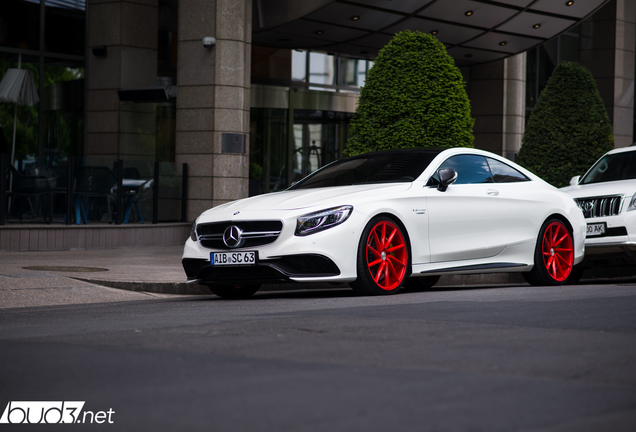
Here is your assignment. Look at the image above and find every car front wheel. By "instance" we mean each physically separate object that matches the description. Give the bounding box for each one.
[351,217,409,296]
[523,218,575,286]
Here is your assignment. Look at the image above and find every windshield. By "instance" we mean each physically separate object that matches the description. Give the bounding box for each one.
[580,151,636,184]
[288,149,442,190]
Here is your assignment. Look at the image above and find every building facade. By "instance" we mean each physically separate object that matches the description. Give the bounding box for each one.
[1,0,633,222]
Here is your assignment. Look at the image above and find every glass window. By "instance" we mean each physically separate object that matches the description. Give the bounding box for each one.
[559,25,580,63]
[580,151,636,184]
[158,0,178,84]
[431,155,493,185]
[249,107,289,194]
[290,150,441,190]
[309,52,335,85]
[0,55,40,158]
[45,0,86,56]
[292,50,307,82]
[42,61,85,161]
[339,58,367,88]
[487,158,530,183]
[0,0,41,51]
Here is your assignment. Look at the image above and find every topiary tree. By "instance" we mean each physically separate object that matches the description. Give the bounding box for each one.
[345,30,474,156]
[516,61,614,188]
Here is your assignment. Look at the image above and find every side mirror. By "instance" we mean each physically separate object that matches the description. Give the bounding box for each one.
[569,175,580,186]
[437,168,458,192]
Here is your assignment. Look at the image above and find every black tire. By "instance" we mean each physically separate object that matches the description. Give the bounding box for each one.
[208,284,261,299]
[402,275,441,292]
[350,216,409,296]
[567,263,585,285]
[523,218,575,286]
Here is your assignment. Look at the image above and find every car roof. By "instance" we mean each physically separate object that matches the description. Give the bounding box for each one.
[345,148,446,159]
[606,146,636,155]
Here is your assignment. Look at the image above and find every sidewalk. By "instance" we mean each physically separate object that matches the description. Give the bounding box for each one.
[0,245,534,309]
[0,246,195,309]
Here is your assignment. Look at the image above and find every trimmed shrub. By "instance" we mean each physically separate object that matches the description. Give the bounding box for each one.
[516,61,614,187]
[345,30,474,156]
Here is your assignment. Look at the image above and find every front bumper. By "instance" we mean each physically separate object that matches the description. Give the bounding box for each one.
[182,210,364,285]
[183,254,341,285]
[579,211,636,274]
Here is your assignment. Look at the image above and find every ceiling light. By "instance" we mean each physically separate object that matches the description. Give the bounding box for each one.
[465,10,473,16]
[533,23,541,29]
[431,30,439,35]
[499,41,507,46]
[316,30,324,35]
[566,1,574,5]
[351,16,360,21]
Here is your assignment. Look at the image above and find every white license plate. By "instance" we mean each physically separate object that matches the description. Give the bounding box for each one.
[211,251,257,266]
[586,223,606,237]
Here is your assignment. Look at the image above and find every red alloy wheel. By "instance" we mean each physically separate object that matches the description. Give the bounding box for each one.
[365,220,408,290]
[541,221,574,282]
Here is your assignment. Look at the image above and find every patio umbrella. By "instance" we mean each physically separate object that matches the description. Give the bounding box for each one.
[0,61,40,165]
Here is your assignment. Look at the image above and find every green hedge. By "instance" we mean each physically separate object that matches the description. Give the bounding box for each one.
[516,61,614,187]
[345,30,474,156]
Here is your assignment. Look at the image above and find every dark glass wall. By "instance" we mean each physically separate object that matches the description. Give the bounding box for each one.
[249,107,352,195]
[526,25,580,121]
[0,0,86,160]
[0,0,41,51]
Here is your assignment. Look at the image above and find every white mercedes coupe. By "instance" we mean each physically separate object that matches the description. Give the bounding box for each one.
[183,147,586,298]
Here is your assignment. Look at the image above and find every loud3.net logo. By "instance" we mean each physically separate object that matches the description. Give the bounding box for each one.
[0,401,115,424]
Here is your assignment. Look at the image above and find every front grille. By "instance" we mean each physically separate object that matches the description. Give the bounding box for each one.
[198,265,285,282]
[575,195,623,219]
[196,220,283,250]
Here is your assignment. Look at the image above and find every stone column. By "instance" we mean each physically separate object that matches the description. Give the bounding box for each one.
[85,0,158,159]
[501,53,526,160]
[176,0,252,221]
[470,53,526,159]
[580,0,635,148]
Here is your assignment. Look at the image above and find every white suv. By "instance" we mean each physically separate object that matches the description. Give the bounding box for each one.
[561,146,636,276]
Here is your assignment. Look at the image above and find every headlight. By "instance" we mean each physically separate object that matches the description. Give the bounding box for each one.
[190,220,198,241]
[628,193,636,212]
[295,206,353,236]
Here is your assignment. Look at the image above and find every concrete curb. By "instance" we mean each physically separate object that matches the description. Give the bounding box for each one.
[75,272,528,295]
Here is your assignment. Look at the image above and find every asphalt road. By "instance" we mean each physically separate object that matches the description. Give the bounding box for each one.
[1,283,635,431]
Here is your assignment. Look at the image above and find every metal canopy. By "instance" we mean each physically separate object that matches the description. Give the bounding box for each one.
[253,0,609,65]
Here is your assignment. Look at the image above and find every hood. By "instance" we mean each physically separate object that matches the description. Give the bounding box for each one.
[561,179,636,198]
[200,183,413,217]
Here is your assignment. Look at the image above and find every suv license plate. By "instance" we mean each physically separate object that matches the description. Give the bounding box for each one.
[211,251,257,266]
[586,223,606,237]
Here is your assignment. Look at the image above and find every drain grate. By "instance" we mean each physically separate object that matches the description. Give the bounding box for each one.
[22,266,109,273]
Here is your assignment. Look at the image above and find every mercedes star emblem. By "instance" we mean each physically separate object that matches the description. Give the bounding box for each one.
[223,225,244,248]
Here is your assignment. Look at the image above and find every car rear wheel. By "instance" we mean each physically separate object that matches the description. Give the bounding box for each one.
[208,284,261,299]
[351,217,409,296]
[523,218,574,286]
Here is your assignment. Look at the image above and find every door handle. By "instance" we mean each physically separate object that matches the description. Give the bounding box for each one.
[487,189,499,196]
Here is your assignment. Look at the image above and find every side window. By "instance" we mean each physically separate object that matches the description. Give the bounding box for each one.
[487,158,530,183]
[429,155,493,185]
